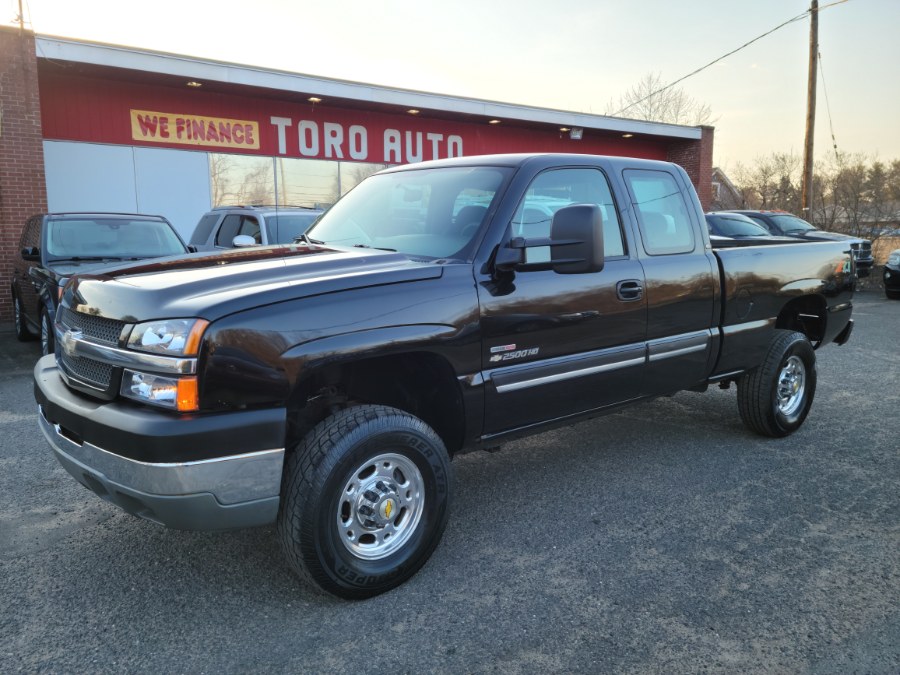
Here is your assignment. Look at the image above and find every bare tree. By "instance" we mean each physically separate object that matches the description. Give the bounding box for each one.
[731,153,801,212]
[605,72,715,126]
[733,152,900,246]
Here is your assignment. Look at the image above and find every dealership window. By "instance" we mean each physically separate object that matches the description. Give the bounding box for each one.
[275,158,339,206]
[209,154,275,206]
[210,154,392,209]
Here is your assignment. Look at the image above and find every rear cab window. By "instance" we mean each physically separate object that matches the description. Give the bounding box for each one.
[624,169,695,255]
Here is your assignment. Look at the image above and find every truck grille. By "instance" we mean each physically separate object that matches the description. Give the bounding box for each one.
[63,354,115,388]
[59,307,125,345]
[57,307,127,397]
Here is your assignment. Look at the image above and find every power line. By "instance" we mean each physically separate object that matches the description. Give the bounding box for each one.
[818,50,840,163]
[614,0,851,117]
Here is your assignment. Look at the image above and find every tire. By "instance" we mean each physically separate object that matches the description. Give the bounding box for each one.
[886,289,900,300]
[277,404,452,599]
[737,330,817,438]
[13,292,35,342]
[40,305,55,356]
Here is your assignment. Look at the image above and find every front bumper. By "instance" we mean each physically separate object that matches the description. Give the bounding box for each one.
[34,355,285,530]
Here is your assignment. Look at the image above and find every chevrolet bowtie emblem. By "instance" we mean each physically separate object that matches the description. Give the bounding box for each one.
[61,329,83,359]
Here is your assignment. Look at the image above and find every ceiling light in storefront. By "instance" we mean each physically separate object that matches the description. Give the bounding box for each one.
[308,96,322,103]
[622,133,634,138]
[488,119,501,125]
[186,81,202,88]
[407,109,420,115]
[559,127,570,132]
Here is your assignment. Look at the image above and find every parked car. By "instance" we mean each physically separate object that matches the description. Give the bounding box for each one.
[884,249,900,299]
[705,212,781,238]
[715,210,874,277]
[190,205,324,251]
[11,213,190,355]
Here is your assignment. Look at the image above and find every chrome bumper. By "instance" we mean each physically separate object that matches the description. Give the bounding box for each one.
[38,405,283,530]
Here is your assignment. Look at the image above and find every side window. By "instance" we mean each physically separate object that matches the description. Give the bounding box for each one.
[215,215,242,247]
[238,216,261,244]
[624,169,695,255]
[21,217,41,250]
[747,216,774,233]
[510,168,625,262]
[191,214,221,245]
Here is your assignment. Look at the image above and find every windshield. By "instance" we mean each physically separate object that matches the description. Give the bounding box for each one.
[770,214,817,233]
[46,217,186,260]
[706,214,770,237]
[306,166,511,259]
[268,213,322,244]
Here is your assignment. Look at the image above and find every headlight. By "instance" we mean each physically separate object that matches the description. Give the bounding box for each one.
[121,370,199,411]
[127,319,208,356]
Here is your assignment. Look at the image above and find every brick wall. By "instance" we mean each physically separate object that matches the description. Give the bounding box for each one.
[0,27,47,322]
[667,125,714,211]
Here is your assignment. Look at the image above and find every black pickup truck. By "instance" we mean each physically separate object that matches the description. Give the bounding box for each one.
[34,154,855,598]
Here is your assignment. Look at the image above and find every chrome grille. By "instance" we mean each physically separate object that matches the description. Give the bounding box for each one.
[60,307,125,345]
[62,354,114,388]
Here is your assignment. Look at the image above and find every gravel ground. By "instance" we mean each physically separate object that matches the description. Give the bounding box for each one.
[0,291,898,673]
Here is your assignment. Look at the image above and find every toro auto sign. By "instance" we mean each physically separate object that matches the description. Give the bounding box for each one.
[130,108,463,163]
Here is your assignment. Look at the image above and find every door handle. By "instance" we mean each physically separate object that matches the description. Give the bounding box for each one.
[616,279,643,302]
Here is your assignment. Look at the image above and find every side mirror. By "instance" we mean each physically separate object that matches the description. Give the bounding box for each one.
[21,246,41,261]
[550,204,604,274]
[495,204,604,275]
[232,235,257,248]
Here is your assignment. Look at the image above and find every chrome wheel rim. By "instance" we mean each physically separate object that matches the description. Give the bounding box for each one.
[41,313,50,355]
[776,355,806,416]
[14,296,22,334]
[337,452,424,561]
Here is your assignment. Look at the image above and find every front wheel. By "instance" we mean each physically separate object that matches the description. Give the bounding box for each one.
[277,405,452,599]
[737,330,817,437]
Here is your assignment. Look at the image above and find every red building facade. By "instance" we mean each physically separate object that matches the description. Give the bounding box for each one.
[0,28,713,321]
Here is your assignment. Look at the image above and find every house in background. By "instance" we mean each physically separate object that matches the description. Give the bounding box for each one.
[710,167,744,211]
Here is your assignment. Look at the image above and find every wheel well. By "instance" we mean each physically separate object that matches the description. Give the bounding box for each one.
[776,295,827,345]
[286,352,466,455]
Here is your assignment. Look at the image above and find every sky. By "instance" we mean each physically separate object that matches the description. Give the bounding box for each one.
[8,0,900,171]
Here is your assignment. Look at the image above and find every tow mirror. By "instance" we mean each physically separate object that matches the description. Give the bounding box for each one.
[495,204,604,274]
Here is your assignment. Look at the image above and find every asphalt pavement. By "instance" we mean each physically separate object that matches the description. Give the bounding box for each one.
[1,291,898,673]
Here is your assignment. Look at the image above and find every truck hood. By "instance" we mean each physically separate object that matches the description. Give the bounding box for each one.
[791,230,866,244]
[66,244,443,322]
[47,258,145,282]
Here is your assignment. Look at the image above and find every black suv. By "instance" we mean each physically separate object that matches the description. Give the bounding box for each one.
[11,213,189,355]
[716,210,874,277]
[189,205,324,251]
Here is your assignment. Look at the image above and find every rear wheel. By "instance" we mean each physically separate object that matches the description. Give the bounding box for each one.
[737,330,817,437]
[277,404,452,599]
[13,293,34,342]
[40,306,55,356]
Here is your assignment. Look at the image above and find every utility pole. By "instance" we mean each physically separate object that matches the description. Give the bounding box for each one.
[801,0,818,217]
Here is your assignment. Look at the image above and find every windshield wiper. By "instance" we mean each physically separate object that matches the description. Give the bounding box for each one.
[353,244,397,252]
[294,233,325,245]
[57,256,123,262]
